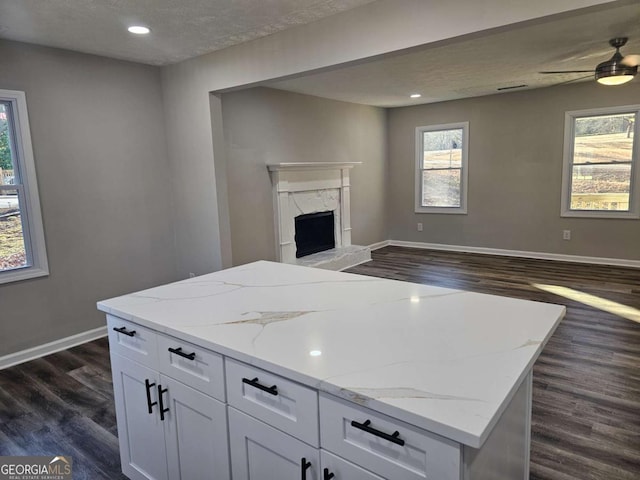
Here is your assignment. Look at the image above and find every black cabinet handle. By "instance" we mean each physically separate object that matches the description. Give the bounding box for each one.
[168,347,196,361]
[158,385,169,421]
[300,458,311,480]
[323,468,335,480]
[113,326,136,337]
[350,419,405,446]
[242,377,278,396]
[144,379,157,414]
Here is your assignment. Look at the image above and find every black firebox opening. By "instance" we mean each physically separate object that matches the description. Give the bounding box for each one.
[294,211,335,258]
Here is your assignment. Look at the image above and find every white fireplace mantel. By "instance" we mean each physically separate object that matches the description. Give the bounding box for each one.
[267,162,362,172]
[267,162,363,266]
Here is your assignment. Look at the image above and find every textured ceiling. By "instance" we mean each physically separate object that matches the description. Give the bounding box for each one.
[1,0,638,106]
[267,2,640,107]
[0,0,376,65]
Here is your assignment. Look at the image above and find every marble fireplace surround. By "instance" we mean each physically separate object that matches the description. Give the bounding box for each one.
[267,162,370,270]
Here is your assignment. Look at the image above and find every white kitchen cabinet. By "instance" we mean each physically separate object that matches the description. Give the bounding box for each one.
[161,375,230,480]
[110,353,168,480]
[228,407,320,480]
[320,393,460,480]
[109,317,230,480]
[320,450,385,480]
[225,357,319,446]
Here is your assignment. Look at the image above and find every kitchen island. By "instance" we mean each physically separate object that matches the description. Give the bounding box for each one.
[98,260,564,480]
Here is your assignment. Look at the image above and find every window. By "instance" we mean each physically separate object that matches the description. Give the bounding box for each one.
[0,89,48,284]
[561,105,640,218]
[415,122,468,214]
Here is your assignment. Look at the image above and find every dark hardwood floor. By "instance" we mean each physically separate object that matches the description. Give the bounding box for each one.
[0,338,127,479]
[0,246,638,479]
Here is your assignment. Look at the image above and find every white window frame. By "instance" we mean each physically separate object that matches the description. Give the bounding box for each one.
[0,89,48,284]
[415,122,469,214]
[561,105,640,219]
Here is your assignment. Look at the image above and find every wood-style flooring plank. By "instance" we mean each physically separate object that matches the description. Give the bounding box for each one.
[0,337,126,479]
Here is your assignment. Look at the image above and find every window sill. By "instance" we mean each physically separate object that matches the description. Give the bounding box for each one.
[415,207,467,215]
[561,210,639,219]
[0,266,49,285]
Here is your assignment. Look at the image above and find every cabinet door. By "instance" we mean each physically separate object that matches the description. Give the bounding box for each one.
[110,354,168,480]
[229,407,320,480]
[160,375,230,480]
[321,450,385,480]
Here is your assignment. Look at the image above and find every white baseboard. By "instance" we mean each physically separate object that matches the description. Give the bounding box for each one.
[368,240,390,251]
[387,240,640,269]
[0,326,108,370]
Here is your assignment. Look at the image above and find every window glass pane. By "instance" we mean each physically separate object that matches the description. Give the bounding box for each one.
[570,164,631,211]
[0,102,17,181]
[422,170,461,207]
[573,113,634,165]
[423,129,463,169]
[0,188,28,271]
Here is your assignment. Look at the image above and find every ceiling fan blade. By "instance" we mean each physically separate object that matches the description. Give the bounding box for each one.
[549,74,594,87]
[539,70,594,74]
[621,54,640,67]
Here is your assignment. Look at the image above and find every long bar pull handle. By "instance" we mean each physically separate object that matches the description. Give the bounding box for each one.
[158,385,169,421]
[350,419,405,446]
[301,458,311,480]
[242,377,278,396]
[168,347,196,361]
[144,379,157,414]
[323,468,335,480]
[113,326,136,337]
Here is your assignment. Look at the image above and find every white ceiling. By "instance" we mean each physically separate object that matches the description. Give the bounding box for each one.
[0,1,638,107]
[0,0,376,65]
[267,2,640,107]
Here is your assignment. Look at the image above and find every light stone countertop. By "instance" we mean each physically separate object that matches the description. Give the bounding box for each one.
[97,260,565,448]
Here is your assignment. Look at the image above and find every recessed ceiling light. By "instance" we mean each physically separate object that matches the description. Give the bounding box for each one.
[309,350,322,357]
[128,26,150,35]
[410,93,422,98]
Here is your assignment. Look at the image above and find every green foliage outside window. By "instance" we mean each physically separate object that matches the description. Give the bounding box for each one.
[0,103,13,170]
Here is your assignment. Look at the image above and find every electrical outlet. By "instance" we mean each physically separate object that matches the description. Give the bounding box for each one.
[562,230,571,241]
[189,272,196,278]
[417,222,423,232]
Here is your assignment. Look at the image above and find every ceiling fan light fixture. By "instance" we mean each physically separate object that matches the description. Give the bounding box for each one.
[596,74,635,86]
[595,40,638,85]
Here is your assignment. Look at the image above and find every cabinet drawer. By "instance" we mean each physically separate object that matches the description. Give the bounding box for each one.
[226,358,319,447]
[157,333,225,401]
[320,393,461,480]
[107,315,158,367]
[321,450,384,480]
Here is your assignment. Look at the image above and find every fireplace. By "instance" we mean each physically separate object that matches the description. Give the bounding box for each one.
[267,162,371,270]
[295,211,335,258]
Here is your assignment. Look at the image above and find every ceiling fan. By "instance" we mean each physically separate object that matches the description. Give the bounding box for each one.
[540,37,639,86]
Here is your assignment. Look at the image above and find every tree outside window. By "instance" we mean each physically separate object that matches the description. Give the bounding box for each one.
[0,90,48,283]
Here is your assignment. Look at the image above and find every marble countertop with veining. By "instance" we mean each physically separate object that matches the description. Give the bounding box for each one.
[97,260,564,448]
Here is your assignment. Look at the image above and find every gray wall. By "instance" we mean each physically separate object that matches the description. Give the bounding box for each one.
[387,80,640,260]
[221,87,387,265]
[0,40,178,357]
[160,0,610,271]
[160,64,224,278]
